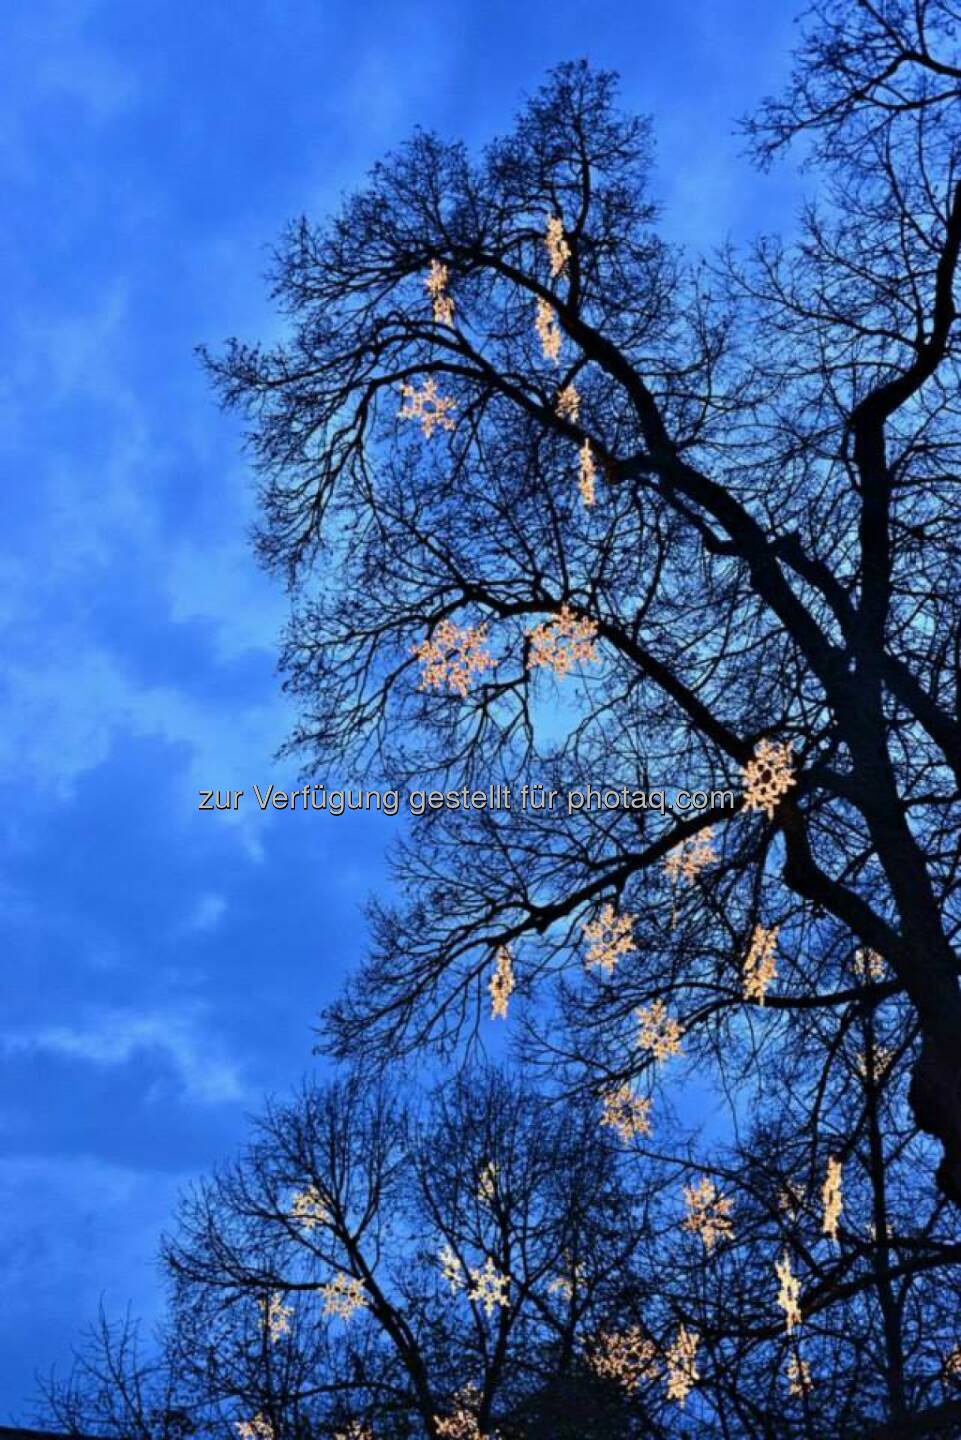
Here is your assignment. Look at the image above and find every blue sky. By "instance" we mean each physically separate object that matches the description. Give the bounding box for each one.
[0,0,804,1417]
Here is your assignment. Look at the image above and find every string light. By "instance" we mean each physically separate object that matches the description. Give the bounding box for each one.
[488,946,514,1019]
[743,924,779,1005]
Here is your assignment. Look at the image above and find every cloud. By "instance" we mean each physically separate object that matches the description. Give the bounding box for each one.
[0,1005,248,1105]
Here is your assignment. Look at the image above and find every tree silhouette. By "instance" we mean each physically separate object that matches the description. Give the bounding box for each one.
[206,4,961,1219]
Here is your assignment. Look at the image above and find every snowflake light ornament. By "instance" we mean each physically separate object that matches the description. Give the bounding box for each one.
[398,377,456,438]
[439,1242,464,1295]
[335,1426,374,1440]
[787,1354,813,1398]
[547,1257,585,1300]
[682,1176,734,1252]
[741,739,796,819]
[535,298,562,363]
[425,259,455,326]
[555,382,580,423]
[526,604,599,678]
[776,1252,802,1332]
[477,1160,498,1205]
[582,903,636,975]
[635,1000,684,1064]
[488,946,514,1019]
[319,1274,367,1321]
[856,1045,895,1080]
[259,1292,293,1344]
[743,924,779,1005]
[588,1326,658,1391]
[467,1257,510,1317]
[944,1347,961,1385]
[434,1385,494,1440]
[235,1416,273,1440]
[412,619,494,698]
[853,947,886,982]
[578,439,597,507]
[545,215,571,277]
[821,1156,843,1241]
[290,1184,329,1231]
[665,1326,700,1406]
[600,1086,652,1142]
[664,827,717,886]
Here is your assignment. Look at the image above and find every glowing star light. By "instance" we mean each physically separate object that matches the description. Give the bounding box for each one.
[578,439,597,507]
[665,1326,699,1406]
[787,1354,813,1398]
[545,215,571,278]
[588,1327,658,1391]
[439,1242,464,1295]
[412,619,494,698]
[319,1274,367,1322]
[741,739,796,819]
[235,1417,273,1440]
[398,377,456,438]
[853,946,886,981]
[682,1176,734,1252]
[477,1160,498,1204]
[488,946,514,1019]
[527,605,599,678]
[290,1184,329,1231]
[535,298,562,363]
[664,828,717,886]
[434,1386,490,1440]
[259,1292,293,1344]
[743,924,779,1005]
[467,1257,510,1317]
[426,259,455,326]
[582,903,636,975]
[821,1156,843,1241]
[635,999,684,1064]
[555,383,580,423]
[601,1086,652,1142]
[776,1252,802,1332]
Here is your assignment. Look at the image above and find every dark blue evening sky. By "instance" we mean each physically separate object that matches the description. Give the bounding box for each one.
[1,0,804,1416]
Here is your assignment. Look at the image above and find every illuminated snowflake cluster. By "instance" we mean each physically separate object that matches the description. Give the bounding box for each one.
[856,1045,896,1080]
[412,619,494,698]
[467,1257,510,1317]
[582,903,636,975]
[259,1292,293,1344]
[434,1385,495,1440]
[535,298,562,362]
[787,1354,813,1397]
[545,215,571,277]
[743,924,779,1005]
[438,1242,464,1295]
[398,377,456,438]
[235,1415,273,1440]
[547,1258,585,1300]
[588,1326,658,1391]
[776,1252,802,1333]
[526,604,599,678]
[664,827,717,886]
[741,739,796,819]
[488,946,514,1019]
[821,1156,843,1241]
[853,946,886,981]
[635,999,684,1063]
[665,1325,700,1406]
[425,258,455,326]
[944,1346,961,1385]
[477,1160,498,1205]
[555,382,580,422]
[577,438,597,507]
[290,1184,329,1231]
[600,1085,652,1142]
[335,1426,374,1440]
[319,1274,367,1322]
[682,1176,734,1252]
